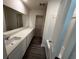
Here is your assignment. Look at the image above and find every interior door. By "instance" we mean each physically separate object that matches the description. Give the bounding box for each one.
[35,15,45,37]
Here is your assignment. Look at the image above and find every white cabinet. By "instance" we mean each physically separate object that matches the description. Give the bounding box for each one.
[26,36,30,48]
[26,30,34,48]
[8,30,34,59]
[8,38,27,59]
[21,38,27,56]
[8,41,23,59]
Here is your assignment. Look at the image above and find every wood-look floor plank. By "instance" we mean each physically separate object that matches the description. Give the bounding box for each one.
[22,37,46,59]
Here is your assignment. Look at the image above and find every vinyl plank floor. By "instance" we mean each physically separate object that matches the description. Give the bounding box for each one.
[22,36,46,59]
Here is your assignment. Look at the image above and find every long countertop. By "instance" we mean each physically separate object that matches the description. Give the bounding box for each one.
[5,28,34,56]
[3,27,24,36]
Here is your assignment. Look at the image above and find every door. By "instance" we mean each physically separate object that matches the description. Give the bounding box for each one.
[35,15,45,37]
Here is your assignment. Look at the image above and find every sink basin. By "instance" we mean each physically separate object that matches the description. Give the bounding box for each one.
[5,39,15,46]
[9,41,16,46]
[11,37,21,40]
[5,37,21,46]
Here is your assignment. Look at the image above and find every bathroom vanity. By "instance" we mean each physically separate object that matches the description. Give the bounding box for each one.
[4,28,34,59]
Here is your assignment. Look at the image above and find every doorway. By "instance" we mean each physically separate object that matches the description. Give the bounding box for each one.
[35,15,45,37]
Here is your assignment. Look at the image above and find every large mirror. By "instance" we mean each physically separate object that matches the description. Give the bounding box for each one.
[3,5,23,31]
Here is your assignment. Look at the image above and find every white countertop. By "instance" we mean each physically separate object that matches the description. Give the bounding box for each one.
[5,28,34,56]
[3,27,24,36]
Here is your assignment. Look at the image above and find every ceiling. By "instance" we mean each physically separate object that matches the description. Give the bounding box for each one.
[22,0,48,10]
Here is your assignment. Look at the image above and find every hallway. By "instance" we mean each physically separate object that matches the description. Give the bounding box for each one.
[23,37,46,59]
[3,0,76,59]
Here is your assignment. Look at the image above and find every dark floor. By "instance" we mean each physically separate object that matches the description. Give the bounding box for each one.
[22,36,46,59]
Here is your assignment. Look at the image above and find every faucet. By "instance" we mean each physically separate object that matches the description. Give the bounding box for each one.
[3,35,10,40]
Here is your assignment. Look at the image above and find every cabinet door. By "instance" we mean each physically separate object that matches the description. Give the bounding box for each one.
[21,38,27,56]
[8,43,23,59]
[26,36,30,48]
[26,31,34,48]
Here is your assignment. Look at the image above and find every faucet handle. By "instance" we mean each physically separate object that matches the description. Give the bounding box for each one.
[3,35,10,40]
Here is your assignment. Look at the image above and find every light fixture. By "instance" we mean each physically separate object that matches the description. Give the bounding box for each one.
[22,0,28,3]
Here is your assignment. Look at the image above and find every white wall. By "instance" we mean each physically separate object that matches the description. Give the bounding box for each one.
[62,21,76,59]
[29,10,46,28]
[3,11,6,32]
[22,14,29,27]
[69,45,76,59]
[59,9,76,59]
[3,0,29,14]
[52,0,76,58]
[73,9,76,17]
[42,0,61,46]
[42,0,75,59]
